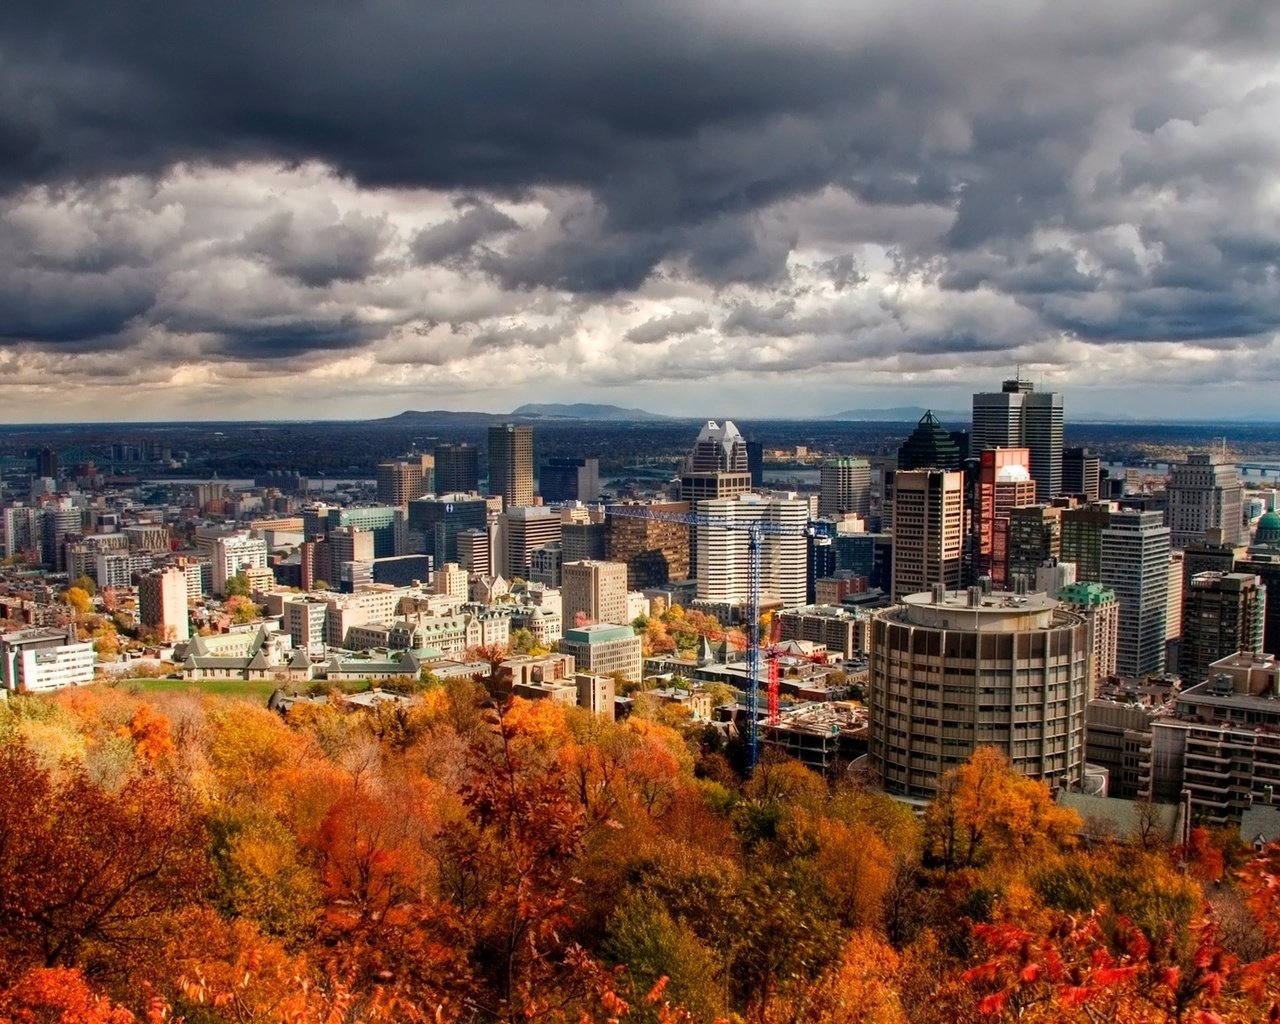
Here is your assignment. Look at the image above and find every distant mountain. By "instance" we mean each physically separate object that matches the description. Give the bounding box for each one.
[510,403,670,421]
[376,409,501,426]
[826,406,969,423]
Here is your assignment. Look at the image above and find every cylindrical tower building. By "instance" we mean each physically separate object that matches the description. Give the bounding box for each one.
[869,587,1089,800]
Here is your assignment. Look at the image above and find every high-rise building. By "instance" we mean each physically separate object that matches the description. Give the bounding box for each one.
[819,458,871,519]
[1006,505,1063,587]
[1166,453,1244,548]
[433,562,470,601]
[678,421,752,502]
[972,378,1064,500]
[1056,582,1119,692]
[1100,510,1171,678]
[868,588,1089,799]
[455,528,491,577]
[890,470,964,599]
[1180,571,1266,685]
[488,424,535,508]
[1060,501,1116,583]
[434,443,481,494]
[974,448,1036,586]
[1063,448,1101,501]
[562,560,630,626]
[695,494,809,609]
[138,566,191,643]
[501,505,562,580]
[41,501,83,571]
[1183,527,1247,582]
[745,440,764,489]
[605,501,692,589]
[896,412,961,471]
[1235,549,1280,656]
[407,494,488,567]
[539,457,601,503]
[376,455,433,506]
[1,505,39,560]
[562,521,607,563]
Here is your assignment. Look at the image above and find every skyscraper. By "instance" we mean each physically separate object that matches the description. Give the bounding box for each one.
[1166,452,1244,548]
[488,424,534,508]
[1100,510,1171,678]
[896,412,961,471]
[972,378,1064,500]
[819,457,871,519]
[1180,571,1266,685]
[891,469,965,598]
[1062,448,1101,501]
[562,560,630,626]
[695,494,808,609]
[678,421,752,501]
[539,457,601,503]
[376,455,433,506]
[973,448,1036,586]
[434,443,481,494]
[605,501,692,589]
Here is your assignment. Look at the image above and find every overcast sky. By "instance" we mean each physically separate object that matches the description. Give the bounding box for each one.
[3,1,1280,422]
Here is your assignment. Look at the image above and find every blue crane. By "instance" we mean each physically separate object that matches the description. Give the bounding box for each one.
[602,503,829,768]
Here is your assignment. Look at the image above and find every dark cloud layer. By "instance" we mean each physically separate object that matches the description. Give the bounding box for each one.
[2,1,1280,417]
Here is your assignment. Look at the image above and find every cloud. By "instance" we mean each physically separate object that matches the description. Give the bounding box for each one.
[1,2,1280,419]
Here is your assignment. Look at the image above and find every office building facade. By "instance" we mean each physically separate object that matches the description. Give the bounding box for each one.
[1100,510,1171,678]
[488,424,535,508]
[972,378,1064,500]
[434,443,481,494]
[562,559,630,626]
[1166,453,1244,548]
[819,458,871,519]
[890,470,964,599]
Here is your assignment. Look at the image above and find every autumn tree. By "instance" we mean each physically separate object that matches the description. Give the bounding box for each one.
[0,742,209,977]
[63,586,93,615]
[925,748,1080,870]
[0,966,137,1024]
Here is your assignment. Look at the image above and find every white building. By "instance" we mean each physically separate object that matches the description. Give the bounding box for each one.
[1,628,96,693]
[1100,510,1171,678]
[695,493,809,608]
[1166,452,1244,548]
[211,532,270,596]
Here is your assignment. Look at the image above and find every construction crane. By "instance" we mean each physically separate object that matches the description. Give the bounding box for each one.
[602,503,829,768]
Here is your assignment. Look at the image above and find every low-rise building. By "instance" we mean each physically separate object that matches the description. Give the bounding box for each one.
[0,627,95,693]
[558,624,643,683]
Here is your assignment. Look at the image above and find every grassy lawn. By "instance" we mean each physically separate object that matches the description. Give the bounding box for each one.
[105,677,280,703]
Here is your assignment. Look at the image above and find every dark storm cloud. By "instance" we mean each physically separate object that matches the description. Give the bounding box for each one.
[2,0,1280,400]
[624,310,710,345]
[240,208,390,287]
[411,200,518,265]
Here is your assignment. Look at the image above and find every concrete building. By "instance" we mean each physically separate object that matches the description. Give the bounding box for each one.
[559,623,643,683]
[576,672,616,718]
[1180,571,1266,685]
[2,505,40,559]
[455,527,491,576]
[211,532,270,596]
[1056,582,1119,693]
[1100,510,1171,678]
[529,542,563,587]
[971,378,1064,500]
[501,505,562,580]
[605,501,691,589]
[433,562,469,602]
[974,448,1036,586]
[890,470,964,599]
[376,455,433,506]
[562,559,630,627]
[1,627,96,693]
[1166,453,1244,548]
[1144,652,1280,824]
[819,458,871,519]
[1236,549,1280,656]
[1060,501,1116,583]
[1085,698,1163,800]
[678,420,752,502]
[776,604,867,659]
[138,566,191,643]
[562,521,608,563]
[433,443,481,494]
[868,588,1090,799]
[488,423,534,508]
[695,493,809,609]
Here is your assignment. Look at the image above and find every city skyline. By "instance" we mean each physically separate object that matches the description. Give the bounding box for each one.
[1,3,1280,422]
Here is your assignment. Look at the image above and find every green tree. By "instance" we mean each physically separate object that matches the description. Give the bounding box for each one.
[71,575,97,598]
[224,573,252,598]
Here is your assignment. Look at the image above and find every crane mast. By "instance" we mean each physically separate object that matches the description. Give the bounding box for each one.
[602,503,827,768]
